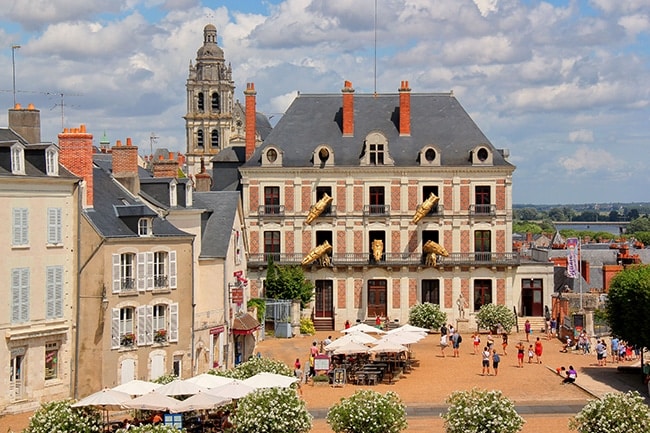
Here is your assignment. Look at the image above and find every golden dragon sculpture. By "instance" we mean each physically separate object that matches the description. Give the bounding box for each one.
[423,240,449,266]
[305,193,333,224]
[411,192,440,224]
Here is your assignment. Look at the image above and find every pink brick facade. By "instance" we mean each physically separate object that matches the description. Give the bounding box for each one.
[392,279,401,308]
[337,280,347,309]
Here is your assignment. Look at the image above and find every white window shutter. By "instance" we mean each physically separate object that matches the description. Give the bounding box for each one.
[137,252,146,292]
[47,208,62,244]
[146,252,154,290]
[46,266,55,319]
[11,269,21,322]
[54,266,63,318]
[169,303,179,342]
[111,308,120,349]
[112,254,121,293]
[146,305,154,345]
[169,251,177,289]
[20,269,29,322]
[12,208,28,245]
[137,306,147,346]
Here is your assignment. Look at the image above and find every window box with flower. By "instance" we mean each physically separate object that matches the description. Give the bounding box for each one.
[121,333,135,347]
[154,329,168,344]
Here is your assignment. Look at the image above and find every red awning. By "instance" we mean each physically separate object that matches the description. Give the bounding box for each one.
[232,313,260,336]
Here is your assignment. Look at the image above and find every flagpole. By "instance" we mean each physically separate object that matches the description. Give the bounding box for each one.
[578,239,583,311]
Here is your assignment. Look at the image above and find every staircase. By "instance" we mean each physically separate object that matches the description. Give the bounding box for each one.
[517,316,547,334]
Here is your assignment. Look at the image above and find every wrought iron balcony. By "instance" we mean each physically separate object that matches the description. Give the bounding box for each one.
[154,275,168,288]
[426,204,444,217]
[248,252,520,268]
[469,204,496,217]
[121,278,136,292]
[258,205,285,217]
[363,204,390,217]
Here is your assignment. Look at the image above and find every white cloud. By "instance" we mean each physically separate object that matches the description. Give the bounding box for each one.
[473,0,498,17]
[558,145,622,173]
[568,129,594,143]
[618,14,650,36]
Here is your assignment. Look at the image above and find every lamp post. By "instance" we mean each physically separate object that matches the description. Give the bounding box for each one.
[11,44,21,106]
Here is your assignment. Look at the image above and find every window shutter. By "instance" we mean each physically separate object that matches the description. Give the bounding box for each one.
[146,252,154,290]
[137,252,146,292]
[12,208,28,245]
[169,303,179,342]
[46,266,55,319]
[47,208,62,244]
[11,269,21,322]
[54,266,63,318]
[111,308,120,349]
[169,251,177,289]
[146,305,154,345]
[137,306,147,346]
[19,269,29,322]
[112,254,121,293]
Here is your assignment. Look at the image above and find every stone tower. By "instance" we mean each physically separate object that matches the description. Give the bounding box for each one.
[184,24,239,175]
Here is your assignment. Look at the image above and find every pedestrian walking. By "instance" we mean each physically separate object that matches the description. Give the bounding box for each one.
[501,332,508,356]
[440,333,449,358]
[492,349,501,376]
[482,346,491,375]
[472,332,481,355]
[451,330,462,358]
[516,341,525,368]
[527,344,534,364]
[525,319,531,342]
[534,337,543,363]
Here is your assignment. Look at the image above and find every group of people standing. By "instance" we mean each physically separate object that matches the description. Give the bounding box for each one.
[439,323,462,358]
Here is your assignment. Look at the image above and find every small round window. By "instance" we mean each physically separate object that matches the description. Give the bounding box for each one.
[425,148,436,162]
[318,148,330,162]
[477,148,489,162]
[267,149,277,163]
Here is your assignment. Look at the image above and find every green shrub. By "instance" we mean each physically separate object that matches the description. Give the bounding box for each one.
[475,303,516,333]
[327,390,407,433]
[25,399,102,433]
[569,391,650,433]
[117,424,187,433]
[152,373,177,384]
[408,302,446,330]
[233,387,312,433]
[442,389,524,433]
[300,317,316,335]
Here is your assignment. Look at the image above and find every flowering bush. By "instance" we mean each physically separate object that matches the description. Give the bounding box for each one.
[153,373,178,384]
[116,424,186,433]
[442,389,524,433]
[408,302,447,331]
[24,399,102,433]
[327,390,407,433]
[569,391,650,433]
[475,303,516,333]
[233,387,311,433]
[211,356,293,380]
[300,317,316,335]
[121,332,136,346]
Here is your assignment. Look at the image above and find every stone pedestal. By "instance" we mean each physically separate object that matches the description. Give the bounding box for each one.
[456,318,470,334]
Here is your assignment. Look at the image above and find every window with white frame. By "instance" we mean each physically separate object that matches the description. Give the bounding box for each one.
[45,342,59,380]
[153,252,168,288]
[12,208,28,246]
[46,148,59,176]
[170,182,177,207]
[138,218,152,236]
[47,208,62,245]
[112,307,135,348]
[11,144,25,175]
[153,304,167,343]
[46,266,63,319]
[113,251,177,293]
[127,303,179,348]
[113,253,136,292]
[11,267,30,323]
[185,183,193,207]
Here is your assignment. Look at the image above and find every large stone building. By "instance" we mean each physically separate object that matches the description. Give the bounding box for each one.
[0,105,80,414]
[240,81,555,331]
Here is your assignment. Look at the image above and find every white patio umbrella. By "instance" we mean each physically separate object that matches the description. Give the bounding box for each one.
[205,380,255,400]
[72,388,132,428]
[369,340,409,354]
[332,340,371,355]
[184,373,236,389]
[386,324,430,334]
[325,333,376,351]
[112,379,162,396]
[379,332,424,345]
[242,372,299,389]
[341,323,386,334]
[170,391,231,413]
[154,379,207,396]
[123,392,180,411]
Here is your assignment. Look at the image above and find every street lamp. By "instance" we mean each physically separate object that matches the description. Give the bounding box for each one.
[11,44,21,106]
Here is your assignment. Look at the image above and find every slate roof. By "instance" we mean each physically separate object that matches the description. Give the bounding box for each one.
[0,130,76,179]
[84,163,190,239]
[193,191,240,258]
[243,92,513,169]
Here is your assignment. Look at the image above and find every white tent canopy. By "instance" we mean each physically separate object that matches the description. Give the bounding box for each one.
[112,379,162,396]
[206,380,255,400]
[332,340,371,355]
[184,373,236,389]
[369,340,409,353]
[154,379,208,396]
[242,372,299,389]
[325,333,376,351]
[72,388,131,410]
[341,323,386,334]
[386,324,430,334]
[123,392,180,411]
[170,391,231,413]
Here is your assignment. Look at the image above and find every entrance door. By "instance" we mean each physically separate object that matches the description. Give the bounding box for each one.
[367,280,387,318]
[314,280,334,330]
[522,279,543,316]
[9,351,25,401]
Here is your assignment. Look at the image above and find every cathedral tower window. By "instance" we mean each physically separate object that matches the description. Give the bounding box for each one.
[211,130,219,148]
[197,129,204,149]
[198,93,204,112]
[211,92,220,112]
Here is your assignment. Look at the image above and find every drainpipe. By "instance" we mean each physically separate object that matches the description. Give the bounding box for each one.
[191,238,196,376]
[73,180,82,399]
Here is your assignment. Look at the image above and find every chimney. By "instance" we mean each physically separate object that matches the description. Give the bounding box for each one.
[342,81,354,136]
[59,124,94,207]
[244,83,257,161]
[152,151,179,178]
[398,80,411,136]
[112,137,140,195]
[9,103,41,144]
[194,157,213,192]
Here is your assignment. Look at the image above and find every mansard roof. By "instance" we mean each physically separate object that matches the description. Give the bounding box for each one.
[193,191,241,258]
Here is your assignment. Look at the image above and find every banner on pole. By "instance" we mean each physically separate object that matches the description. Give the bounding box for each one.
[567,237,579,278]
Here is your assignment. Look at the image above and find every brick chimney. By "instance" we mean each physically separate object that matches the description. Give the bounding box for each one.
[244,83,257,161]
[58,124,93,207]
[194,157,213,192]
[153,152,179,178]
[9,103,41,144]
[112,138,140,195]
[342,81,354,136]
[398,80,411,136]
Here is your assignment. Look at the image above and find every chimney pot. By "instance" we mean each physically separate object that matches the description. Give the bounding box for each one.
[14,103,21,109]
[398,80,411,136]
[126,137,132,146]
[245,82,258,161]
[169,151,174,160]
[342,80,355,136]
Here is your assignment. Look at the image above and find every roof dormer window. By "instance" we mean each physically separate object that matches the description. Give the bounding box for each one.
[185,183,193,207]
[419,145,441,167]
[11,143,25,175]
[46,147,59,176]
[262,146,283,166]
[170,181,177,207]
[360,132,394,166]
[138,218,152,236]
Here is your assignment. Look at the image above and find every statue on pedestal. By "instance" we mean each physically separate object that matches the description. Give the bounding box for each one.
[456,293,468,319]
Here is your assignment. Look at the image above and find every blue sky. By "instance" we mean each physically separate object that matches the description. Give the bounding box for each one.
[1,0,649,205]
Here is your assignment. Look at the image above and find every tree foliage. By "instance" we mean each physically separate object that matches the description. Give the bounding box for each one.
[265,258,314,307]
[327,390,407,433]
[211,355,293,380]
[408,302,447,330]
[606,265,650,348]
[628,216,650,233]
[25,400,102,433]
[476,304,516,333]
[569,391,650,433]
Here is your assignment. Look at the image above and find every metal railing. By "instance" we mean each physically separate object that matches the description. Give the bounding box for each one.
[258,205,285,217]
[363,204,390,217]
[248,252,520,267]
[154,275,168,288]
[469,204,496,216]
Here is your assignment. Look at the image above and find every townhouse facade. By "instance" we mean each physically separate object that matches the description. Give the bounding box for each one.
[0,105,80,414]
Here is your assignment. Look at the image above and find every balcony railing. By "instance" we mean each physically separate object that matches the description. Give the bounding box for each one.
[258,205,285,217]
[469,204,496,217]
[121,278,136,292]
[363,204,390,217]
[248,252,520,267]
[426,204,444,217]
[154,275,168,288]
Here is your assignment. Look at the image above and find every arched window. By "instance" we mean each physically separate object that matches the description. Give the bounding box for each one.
[211,92,220,111]
[197,129,204,149]
[197,93,204,112]
[211,129,219,148]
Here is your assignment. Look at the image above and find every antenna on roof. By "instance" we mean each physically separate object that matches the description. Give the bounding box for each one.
[48,92,82,129]
[150,132,159,156]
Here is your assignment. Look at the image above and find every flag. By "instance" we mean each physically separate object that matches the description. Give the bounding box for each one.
[567,237,579,278]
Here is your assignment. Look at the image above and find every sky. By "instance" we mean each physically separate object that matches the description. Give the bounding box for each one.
[1,0,649,205]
